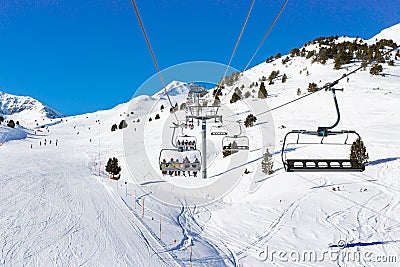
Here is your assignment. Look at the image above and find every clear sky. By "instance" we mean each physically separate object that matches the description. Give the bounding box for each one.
[0,0,399,115]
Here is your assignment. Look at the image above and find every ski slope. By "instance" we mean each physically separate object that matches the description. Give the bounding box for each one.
[1,24,400,266]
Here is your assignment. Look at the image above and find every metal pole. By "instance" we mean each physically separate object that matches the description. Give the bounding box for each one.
[125,181,127,197]
[202,119,207,179]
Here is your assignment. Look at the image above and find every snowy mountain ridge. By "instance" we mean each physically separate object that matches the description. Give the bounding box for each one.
[0,91,64,124]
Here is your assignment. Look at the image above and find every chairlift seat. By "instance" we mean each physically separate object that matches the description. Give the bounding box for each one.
[222,145,249,150]
[210,125,228,135]
[160,162,200,172]
[211,131,228,136]
[285,159,365,172]
[178,145,196,152]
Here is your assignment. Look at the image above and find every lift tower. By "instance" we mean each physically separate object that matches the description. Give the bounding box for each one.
[185,83,222,178]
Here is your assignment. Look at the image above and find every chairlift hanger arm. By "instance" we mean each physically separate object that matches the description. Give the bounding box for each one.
[317,87,344,135]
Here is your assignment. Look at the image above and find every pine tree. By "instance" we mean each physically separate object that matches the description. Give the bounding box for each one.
[261,149,274,175]
[307,82,318,93]
[370,64,383,75]
[160,105,164,111]
[105,157,121,179]
[119,120,128,129]
[213,87,223,97]
[268,70,279,84]
[350,138,369,163]
[258,82,267,99]
[7,120,15,128]
[282,74,287,83]
[244,114,257,128]
[230,92,241,103]
[155,114,160,120]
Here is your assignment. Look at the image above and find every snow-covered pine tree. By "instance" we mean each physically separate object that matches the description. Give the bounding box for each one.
[258,82,267,99]
[261,149,274,175]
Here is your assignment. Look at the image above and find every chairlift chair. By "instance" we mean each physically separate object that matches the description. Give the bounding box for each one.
[281,86,365,172]
[222,121,249,151]
[176,135,197,152]
[210,125,228,135]
[222,135,249,151]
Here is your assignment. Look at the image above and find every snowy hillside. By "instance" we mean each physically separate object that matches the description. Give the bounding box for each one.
[369,23,400,44]
[0,91,64,128]
[1,23,400,266]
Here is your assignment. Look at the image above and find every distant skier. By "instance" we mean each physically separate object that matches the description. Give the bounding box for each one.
[30,144,33,149]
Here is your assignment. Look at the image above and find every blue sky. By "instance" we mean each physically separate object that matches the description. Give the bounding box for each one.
[0,0,399,115]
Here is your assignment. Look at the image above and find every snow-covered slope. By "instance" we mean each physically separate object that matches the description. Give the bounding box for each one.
[369,23,400,44]
[1,23,400,266]
[0,91,64,128]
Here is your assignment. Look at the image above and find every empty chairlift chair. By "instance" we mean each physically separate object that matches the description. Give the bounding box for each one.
[281,86,365,172]
[210,125,228,135]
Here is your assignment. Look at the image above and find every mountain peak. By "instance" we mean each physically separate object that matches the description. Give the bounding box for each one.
[370,23,400,44]
[152,81,190,98]
[0,91,64,126]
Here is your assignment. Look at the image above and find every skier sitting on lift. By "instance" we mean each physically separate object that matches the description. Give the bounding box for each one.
[175,159,181,176]
[193,157,200,177]
[169,158,175,176]
[183,156,190,177]
[161,159,167,176]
